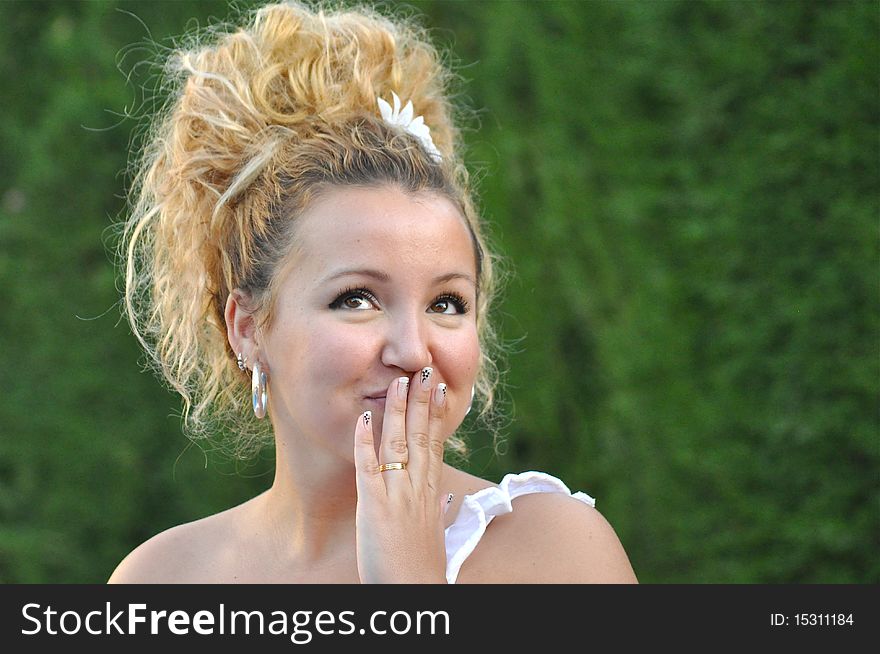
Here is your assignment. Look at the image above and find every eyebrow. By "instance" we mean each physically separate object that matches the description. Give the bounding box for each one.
[321,268,475,287]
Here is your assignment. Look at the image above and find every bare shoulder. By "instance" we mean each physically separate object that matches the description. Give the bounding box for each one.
[456,492,639,584]
[107,510,236,584]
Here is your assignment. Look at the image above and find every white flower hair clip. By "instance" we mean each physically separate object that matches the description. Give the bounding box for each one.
[377,91,442,163]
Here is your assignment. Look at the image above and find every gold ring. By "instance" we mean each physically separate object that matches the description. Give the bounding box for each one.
[378,462,407,473]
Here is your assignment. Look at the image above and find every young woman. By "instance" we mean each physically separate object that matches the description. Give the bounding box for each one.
[109,1,637,584]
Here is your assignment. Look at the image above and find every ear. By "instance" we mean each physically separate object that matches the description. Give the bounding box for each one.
[225,290,259,365]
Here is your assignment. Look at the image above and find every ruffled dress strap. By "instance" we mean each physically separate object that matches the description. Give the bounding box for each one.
[443,471,596,584]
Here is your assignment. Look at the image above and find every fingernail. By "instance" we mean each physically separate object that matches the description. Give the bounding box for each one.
[434,383,447,406]
[420,366,433,391]
[397,376,409,399]
[363,410,371,428]
[444,493,454,514]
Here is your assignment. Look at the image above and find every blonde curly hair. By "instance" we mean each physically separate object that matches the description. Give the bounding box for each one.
[118,0,504,460]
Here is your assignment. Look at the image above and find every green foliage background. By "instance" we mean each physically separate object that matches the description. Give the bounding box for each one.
[0,0,876,583]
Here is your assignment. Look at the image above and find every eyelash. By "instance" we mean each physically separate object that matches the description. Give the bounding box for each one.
[329,285,470,314]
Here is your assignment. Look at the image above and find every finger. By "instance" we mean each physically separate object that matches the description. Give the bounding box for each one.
[378,376,410,493]
[404,366,434,489]
[354,410,384,498]
[425,381,448,496]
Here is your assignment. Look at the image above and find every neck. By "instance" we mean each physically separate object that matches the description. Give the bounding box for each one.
[252,420,463,569]
[256,433,360,565]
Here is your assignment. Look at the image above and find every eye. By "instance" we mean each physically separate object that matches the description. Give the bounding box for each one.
[430,293,470,315]
[329,287,378,311]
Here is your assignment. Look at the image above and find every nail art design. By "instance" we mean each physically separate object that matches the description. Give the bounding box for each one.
[398,376,409,398]
[363,410,371,427]
[420,367,433,389]
[436,383,447,405]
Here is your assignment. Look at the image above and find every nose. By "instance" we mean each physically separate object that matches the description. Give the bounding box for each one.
[380,310,432,374]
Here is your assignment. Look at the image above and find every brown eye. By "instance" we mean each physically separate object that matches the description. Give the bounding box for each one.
[344,296,367,309]
[429,293,469,315]
[329,287,379,311]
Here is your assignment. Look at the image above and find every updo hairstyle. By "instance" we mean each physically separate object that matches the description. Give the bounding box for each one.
[119,1,504,459]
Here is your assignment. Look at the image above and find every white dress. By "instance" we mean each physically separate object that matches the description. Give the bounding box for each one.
[443,471,597,584]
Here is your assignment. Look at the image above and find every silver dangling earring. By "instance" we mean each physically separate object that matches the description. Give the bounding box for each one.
[465,385,475,416]
[252,360,268,419]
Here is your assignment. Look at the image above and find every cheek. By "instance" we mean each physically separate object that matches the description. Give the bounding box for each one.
[299,321,374,385]
[437,329,480,385]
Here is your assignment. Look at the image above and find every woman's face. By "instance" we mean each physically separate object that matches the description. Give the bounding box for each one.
[257,184,480,460]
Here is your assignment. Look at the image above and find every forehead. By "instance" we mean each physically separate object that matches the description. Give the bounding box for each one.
[288,185,477,282]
